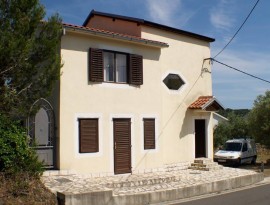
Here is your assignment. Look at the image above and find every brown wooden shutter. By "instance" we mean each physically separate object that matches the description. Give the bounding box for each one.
[79,119,99,153]
[89,48,103,82]
[129,54,143,85]
[113,119,131,174]
[144,118,155,150]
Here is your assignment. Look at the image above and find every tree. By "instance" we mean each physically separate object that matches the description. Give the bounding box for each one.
[214,112,249,149]
[0,0,62,118]
[218,108,250,118]
[248,90,270,148]
[0,114,43,175]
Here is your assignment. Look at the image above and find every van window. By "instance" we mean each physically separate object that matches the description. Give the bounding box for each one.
[242,143,248,152]
[224,142,242,151]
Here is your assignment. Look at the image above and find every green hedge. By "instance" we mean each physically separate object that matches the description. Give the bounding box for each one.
[0,114,43,176]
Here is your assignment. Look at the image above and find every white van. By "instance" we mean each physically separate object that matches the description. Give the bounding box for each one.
[214,138,257,166]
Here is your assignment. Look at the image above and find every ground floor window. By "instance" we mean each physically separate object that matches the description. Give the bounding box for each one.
[143,118,156,150]
[79,118,99,153]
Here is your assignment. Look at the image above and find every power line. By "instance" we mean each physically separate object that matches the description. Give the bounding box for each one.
[208,58,270,84]
[213,0,260,59]
[132,61,205,172]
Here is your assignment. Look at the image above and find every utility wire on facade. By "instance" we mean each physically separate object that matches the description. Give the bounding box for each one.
[213,0,260,59]
[207,58,270,84]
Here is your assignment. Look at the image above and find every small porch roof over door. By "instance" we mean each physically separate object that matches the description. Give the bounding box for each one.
[189,96,224,111]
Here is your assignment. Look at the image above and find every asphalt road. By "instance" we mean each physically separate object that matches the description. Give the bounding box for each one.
[173,183,270,205]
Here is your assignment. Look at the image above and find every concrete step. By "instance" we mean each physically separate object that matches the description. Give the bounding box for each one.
[190,163,208,168]
[188,166,210,171]
[194,158,213,164]
[190,162,221,168]
[188,158,223,171]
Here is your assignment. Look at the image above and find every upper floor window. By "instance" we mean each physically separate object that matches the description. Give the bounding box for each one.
[163,73,185,90]
[89,48,143,85]
[104,51,127,83]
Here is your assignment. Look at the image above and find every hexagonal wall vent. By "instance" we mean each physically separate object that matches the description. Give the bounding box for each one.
[163,73,185,90]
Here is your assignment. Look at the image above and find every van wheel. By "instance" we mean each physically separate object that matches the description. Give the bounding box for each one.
[251,156,257,165]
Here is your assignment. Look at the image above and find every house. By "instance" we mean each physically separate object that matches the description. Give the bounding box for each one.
[28,10,224,175]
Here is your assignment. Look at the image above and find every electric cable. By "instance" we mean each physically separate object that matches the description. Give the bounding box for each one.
[209,58,270,84]
[213,0,260,59]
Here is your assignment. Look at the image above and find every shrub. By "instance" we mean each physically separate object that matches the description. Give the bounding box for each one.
[0,114,43,176]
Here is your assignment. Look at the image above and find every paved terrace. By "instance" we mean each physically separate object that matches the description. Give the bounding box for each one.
[42,160,263,205]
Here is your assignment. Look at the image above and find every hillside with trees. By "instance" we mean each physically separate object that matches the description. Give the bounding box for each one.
[214,90,270,149]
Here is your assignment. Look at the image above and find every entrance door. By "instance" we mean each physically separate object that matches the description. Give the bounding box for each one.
[113,118,131,174]
[195,119,206,158]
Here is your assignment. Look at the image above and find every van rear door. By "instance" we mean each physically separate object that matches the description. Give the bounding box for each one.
[241,142,249,163]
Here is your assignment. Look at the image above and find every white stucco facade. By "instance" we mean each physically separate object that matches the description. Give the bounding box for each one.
[49,13,218,175]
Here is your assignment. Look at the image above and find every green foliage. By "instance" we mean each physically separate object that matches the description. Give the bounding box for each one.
[214,112,249,149]
[218,108,250,118]
[0,114,43,176]
[0,0,62,118]
[248,90,270,148]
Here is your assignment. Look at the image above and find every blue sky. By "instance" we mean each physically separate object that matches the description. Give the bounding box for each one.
[40,0,270,109]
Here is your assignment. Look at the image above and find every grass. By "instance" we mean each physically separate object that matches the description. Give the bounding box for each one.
[256,146,270,177]
[239,145,270,177]
[0,172,57,205]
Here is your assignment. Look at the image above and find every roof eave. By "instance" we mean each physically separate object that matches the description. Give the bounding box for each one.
[63,25,169,48]
[201,98,225,111]
[213,112,229,121]
[143,21,215,43]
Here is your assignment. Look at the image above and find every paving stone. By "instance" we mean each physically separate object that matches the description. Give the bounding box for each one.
[41,160,259,197]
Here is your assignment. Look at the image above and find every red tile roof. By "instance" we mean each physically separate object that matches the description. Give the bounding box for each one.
[189,96,213,109]
[62,23,169,48]
[189,96,224,111]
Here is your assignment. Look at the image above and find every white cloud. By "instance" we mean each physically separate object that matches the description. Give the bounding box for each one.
[145,0,194,27]
[210,0,236,31]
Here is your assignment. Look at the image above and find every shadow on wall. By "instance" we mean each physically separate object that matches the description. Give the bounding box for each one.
[179,109,194,139]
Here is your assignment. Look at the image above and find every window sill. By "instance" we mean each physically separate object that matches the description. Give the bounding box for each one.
[103,81,128,84]
[98,82,139,89]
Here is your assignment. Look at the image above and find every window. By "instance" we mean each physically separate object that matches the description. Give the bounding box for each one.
[163,73,185,90]
[79,119,99,153]
[104,52,127,83]
[143,118,155,150]
[224,142,242,151]
[242,143,248,152]
[89,48,143,85]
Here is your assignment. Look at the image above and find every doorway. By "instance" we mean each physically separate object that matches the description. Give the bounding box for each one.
[195,119,206,158]
[113,118,131,174]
